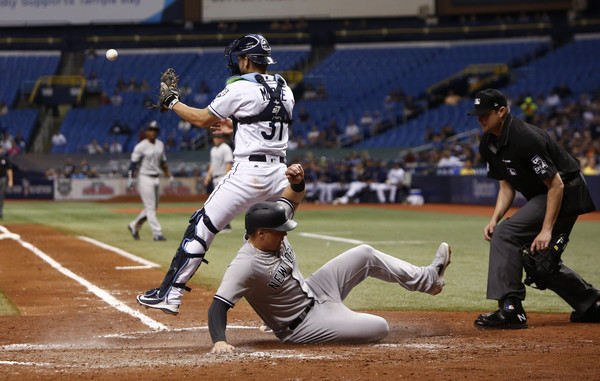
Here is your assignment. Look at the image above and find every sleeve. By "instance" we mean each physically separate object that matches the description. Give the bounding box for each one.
[517,132,557,181]
[213,255,254,304]
[208,84,242,120]
[208,298,231,343]
[130,142,143,163]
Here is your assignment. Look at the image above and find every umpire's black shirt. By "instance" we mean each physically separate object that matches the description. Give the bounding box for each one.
[0,155,11,178]
[479,114,580,201]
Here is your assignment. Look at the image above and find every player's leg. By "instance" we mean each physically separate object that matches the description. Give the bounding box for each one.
[306,243,450,300]
[137,162,288,313]
[283,301,389,344]
[143,177,164,240]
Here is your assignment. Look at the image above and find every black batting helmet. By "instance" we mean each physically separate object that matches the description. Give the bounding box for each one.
[224,34,276,75]
[245,202,297,235]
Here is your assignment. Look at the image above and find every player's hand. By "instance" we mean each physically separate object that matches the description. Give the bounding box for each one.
[210,341,235,354]
[210,118,234,135]
[285,164,304,184]
[126,177,135,190]
[169,176,176,186]
[483,220,496,242]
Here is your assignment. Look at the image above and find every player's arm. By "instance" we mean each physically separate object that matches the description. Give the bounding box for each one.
[484,180,515,241]
[7,168,13,188]
[172,103,222,129]
[281,164,305,209]
[160,160,174,181]
[531,173,563,251]
[208,298,235,354]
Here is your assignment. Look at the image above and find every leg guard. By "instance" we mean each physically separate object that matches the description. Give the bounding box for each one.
[148,209,214,300]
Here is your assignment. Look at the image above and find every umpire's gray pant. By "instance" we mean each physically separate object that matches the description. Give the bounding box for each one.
[487,193,599,313]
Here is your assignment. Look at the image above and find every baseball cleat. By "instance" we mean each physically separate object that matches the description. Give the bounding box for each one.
[428,242,451,295]
[153,235,167,241]
[128,224,140,240]
[474,308,528,330]
[136,294,179,315]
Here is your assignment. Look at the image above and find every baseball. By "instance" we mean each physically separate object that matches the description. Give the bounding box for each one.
[106,49,118,61]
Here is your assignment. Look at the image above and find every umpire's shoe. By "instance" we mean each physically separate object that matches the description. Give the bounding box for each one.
[570,300,600,323]
[474,297,528,330]
[137,290,179,315]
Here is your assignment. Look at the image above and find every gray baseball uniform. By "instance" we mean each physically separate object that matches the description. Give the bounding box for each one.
[208,140,233,188]
[129,138,167,238]
[212,201,444,344]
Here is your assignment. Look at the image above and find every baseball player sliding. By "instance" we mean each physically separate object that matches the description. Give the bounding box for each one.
[137,34,295,314]
[127,121,174,241]
[209,164,451,353]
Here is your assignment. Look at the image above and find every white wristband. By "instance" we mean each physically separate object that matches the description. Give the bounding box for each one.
[168,98,179,110]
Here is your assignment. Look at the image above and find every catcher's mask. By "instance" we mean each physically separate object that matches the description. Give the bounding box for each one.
[245,202,296,236]
[224,34,276,75]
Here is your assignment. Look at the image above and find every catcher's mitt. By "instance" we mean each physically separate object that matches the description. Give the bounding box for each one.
[521,234,569,290]
[149,68,181,113]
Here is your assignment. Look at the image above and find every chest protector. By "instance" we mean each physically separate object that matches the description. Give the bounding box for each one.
[232,74,293,125]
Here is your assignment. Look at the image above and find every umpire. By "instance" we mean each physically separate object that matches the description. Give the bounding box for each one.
[468,88,599,329]
[0,146,13,219]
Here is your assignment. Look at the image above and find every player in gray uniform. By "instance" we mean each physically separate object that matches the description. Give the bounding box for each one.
[208,164,451,353]
[137,34,295,314]
[127,121,174,241]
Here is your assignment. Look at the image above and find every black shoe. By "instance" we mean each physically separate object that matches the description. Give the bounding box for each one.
[153,235,167,241]
[221,224,232,233]
[570,301,600,323]
[127,225,140,240]
[474,308,528,330]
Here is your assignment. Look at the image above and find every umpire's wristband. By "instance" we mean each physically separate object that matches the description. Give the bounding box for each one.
[291,179,305,192]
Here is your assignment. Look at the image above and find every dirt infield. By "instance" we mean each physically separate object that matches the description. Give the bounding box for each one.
[1,213,600,380]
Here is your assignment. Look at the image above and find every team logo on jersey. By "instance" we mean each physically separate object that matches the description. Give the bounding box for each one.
[508,168,517,176]
[531,155,548,175]
[216,88,229,98]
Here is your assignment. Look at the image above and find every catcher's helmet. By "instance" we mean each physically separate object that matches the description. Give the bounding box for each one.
[146,120,160,131]
[245,202,297,235]
[225,34,276,74]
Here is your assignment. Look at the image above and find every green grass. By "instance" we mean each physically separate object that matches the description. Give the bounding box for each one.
[2,200,599,315]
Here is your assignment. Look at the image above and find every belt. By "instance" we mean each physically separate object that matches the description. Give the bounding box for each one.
[249,154,286,164]
[289,299,315,331]
[143,174,159,178]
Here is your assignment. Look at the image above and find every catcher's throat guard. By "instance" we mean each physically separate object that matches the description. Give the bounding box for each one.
[521,234,569,290]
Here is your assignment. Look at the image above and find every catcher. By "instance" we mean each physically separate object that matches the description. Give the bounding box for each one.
[468,88,599,329]
[137,34,295,315]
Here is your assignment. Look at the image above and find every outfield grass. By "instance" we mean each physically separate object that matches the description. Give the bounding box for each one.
[2,200,599,315]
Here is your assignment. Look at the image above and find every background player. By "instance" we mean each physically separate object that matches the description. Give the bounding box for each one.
[127,120,174,241]
[209,163,451,353]
[467,89,599,329]
[204,133,234,231]
[137,34,295,314]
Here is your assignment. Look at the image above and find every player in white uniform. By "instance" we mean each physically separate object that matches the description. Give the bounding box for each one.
[208,164,451,353]
[137,34,295,314]
[127,121,174,241]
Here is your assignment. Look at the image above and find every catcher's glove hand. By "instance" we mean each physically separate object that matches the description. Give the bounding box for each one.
[521,234,568,290]
[150,68,181,113]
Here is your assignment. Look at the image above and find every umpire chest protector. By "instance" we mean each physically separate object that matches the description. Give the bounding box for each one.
[228,74,292,126]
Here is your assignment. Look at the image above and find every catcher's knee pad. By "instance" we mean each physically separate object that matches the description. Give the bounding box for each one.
[521,234,569,290]
[154,209,213,298]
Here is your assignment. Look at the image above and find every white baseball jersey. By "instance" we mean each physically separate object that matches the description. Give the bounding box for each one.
[208,73,294,159]
[210,142,233,178]
[387,167,406,185]
[131,139,166,176]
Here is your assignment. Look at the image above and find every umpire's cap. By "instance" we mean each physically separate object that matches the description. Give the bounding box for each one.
[224,34,277,65]
[467,88,507,116]
[146,120,160,131]
[245,202,297,235]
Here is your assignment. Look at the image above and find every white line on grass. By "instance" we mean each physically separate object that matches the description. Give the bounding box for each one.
[299,232,425,245]
[77,236,160,270]
[0,226,167,332]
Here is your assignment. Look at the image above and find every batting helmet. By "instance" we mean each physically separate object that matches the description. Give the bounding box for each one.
[224,34,276,75]
[146,120,160,132]
[245,202,297,235]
